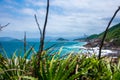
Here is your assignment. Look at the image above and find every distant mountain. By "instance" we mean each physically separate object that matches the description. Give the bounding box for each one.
[56,38,69,41]
[73,38,86,42]
[0,37,20,42]
[0,37,12,41]
[26,38,56,42]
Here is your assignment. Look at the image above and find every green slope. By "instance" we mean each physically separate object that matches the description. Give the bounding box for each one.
[98,23,120,41]
[87,34,99,40]
[74,23,120,43]
[87,23,120,41]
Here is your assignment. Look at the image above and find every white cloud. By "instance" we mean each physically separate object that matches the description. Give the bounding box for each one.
[21,8,37,16]
[25,0,46,7]
[4,0,18,5]
[0,0,120,39]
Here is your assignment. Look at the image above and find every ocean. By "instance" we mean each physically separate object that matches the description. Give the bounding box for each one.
[0,41,86,58]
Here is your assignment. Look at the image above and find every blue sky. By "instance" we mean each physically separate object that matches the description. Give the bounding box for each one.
[0,0,120,39]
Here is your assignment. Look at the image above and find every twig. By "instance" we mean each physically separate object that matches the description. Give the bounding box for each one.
[0,23,10,31]
[24,32,26,53]
[40,0,49,53]
[37,0,49,66]
[98,6,120,60]
[34,15,42,37]
[34,14,43,52]
[33,0,50,78]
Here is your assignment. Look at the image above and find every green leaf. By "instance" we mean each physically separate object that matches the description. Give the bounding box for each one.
[20,76,38,80]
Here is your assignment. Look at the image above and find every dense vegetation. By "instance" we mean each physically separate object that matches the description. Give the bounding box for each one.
[87,34,99,40]
[86,23,120,41]
[73,38,87,41]
[98,23,120,41]
[1,48,120,80]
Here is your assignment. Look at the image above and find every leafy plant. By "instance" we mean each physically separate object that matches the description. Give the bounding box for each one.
[0,47,35,80]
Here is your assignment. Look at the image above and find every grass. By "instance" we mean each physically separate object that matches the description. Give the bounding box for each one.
[0,48,120,80]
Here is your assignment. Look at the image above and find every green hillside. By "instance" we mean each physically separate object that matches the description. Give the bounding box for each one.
[87,23,120,41]
[98,23,120,41]
[87,34,99,40]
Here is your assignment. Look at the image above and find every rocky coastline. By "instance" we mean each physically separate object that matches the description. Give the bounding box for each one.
[83,38,120,57]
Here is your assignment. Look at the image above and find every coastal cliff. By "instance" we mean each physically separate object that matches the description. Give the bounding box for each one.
[84,23,120,49]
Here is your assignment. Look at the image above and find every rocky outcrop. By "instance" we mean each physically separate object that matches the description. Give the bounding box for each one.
[84,38,120,49]
[84,39,101,47]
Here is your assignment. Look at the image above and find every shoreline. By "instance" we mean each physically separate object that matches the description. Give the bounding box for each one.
[79,46,120,57]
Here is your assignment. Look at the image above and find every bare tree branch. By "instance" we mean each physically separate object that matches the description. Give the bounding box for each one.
[98,6,120,60]
[33,0,50,78]
[24,32,26,53]
[40,0,49,53]
[0,23,10,31]
[34,14,43,52]
[37,0,49,72]
[34,14,42,37]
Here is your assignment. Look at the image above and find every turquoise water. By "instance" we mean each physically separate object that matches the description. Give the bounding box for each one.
[0,41,86,58]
